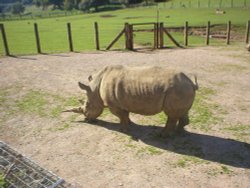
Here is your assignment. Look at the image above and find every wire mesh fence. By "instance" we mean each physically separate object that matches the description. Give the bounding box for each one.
[99,23,125,50]
[0,141,76,188]
[133,24,155,49]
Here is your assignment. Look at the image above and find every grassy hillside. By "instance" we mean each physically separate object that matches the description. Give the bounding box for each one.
[0,3,250,55]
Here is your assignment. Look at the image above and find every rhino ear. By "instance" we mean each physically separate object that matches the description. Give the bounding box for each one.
[78,82,91,93]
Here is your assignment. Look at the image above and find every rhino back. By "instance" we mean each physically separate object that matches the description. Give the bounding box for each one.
[99,66,184,115]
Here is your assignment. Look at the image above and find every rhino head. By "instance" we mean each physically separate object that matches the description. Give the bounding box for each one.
[63,81,104,122]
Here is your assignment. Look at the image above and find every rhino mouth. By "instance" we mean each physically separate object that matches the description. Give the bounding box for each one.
[84,117,98,123]
[83,111,98,123]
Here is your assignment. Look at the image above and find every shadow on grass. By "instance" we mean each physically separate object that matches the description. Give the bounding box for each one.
[78,119,250,169]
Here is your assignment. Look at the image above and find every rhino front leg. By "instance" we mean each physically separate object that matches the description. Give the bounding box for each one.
[109,107,130,133]
[161,117,178,137]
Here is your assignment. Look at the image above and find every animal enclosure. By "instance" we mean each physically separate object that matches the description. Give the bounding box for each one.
[0,47,249,187]
[0,141,74,187]
[0,20,249,55]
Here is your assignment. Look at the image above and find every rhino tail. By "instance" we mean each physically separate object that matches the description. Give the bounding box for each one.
[193,75,199,91]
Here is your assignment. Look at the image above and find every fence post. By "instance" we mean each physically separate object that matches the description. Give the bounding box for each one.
[231,0,233,8]
[170,1,173,8]
[94,22,100,50]
[206,21,210,45]
[125,23,133,50]
[125,23,129,50]
[0,24,10,56]
[219,0,222,8]
[159,22,164,48]
[34,23,41,54]
[245,20,250,44]
[226,21,231,45]
[67,23,73,52]
[154,23,158,49]
[184,21,188,46]
[157,22,160,48]
[129,24,133,50]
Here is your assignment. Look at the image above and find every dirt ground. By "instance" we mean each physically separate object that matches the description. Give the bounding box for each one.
[0,46,250,188]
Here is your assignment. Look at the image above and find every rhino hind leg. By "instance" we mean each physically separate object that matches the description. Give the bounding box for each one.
[109,107,130,133]
[177,113,189,132]
[161,117,178,137]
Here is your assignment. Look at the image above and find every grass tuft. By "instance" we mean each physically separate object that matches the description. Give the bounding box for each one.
[0,173,7,188]
[224,123,250,141]
[13,90,81,118]
[16,90,47,117]
[190,87,225,131]
[175,156,208,168]
[221,165,233,174]
[0,90,8,106]
[137,146,163,155]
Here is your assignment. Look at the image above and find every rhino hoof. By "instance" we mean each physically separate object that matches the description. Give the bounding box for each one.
[176,126,185,133]
[160,130,175,138]
[120,127,129,134]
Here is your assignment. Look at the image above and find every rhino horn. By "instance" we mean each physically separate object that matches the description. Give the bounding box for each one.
[78,82,91,93]
[62,107,83,114]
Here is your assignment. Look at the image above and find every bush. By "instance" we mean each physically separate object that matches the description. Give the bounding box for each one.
[11,2,25,15]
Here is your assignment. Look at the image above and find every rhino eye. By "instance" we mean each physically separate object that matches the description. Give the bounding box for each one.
[88,75,93,82]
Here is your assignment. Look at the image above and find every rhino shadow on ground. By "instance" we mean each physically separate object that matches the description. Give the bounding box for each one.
[78,119,250,169]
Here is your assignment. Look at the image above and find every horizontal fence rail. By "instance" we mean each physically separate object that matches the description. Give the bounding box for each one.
[0,20,249,56]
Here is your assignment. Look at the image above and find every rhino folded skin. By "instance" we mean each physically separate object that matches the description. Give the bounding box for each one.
[76,65,198,136]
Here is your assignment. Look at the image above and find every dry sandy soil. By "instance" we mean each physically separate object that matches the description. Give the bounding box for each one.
[0,46,250,188]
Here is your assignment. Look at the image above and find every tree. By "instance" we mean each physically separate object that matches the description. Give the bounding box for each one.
[11,2,25,15]
[49,0,64,9]
[64,0,81,10]
[127,0,143,4]
[91,0,109,12]
[78,0,109,12]
[33,0,50,10]
[154,0,169,2]
[74,0,81,9]
[78,0,91,11]
[22,0,33,5]
[64,0,74,10]
[0,5,6,13]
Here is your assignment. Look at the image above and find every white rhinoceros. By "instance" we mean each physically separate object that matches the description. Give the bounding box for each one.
[65,65,198,136]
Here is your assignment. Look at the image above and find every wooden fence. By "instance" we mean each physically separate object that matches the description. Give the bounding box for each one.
[0,20,250,56]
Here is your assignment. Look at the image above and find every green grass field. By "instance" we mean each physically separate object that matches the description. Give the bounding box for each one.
[0,0,250,55]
